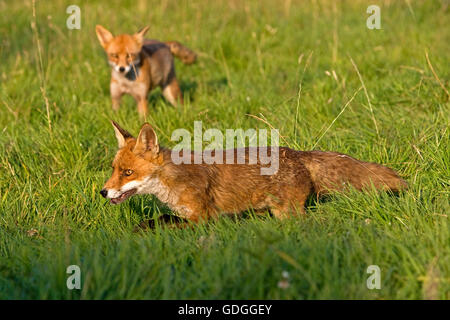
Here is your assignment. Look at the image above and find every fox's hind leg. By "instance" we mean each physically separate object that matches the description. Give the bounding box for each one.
[162,78,183,106]
[270,188,309,219]
[271,202,306,219]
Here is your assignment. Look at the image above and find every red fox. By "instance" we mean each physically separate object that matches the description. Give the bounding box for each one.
[100,122,407,223]
[95,25,196,117]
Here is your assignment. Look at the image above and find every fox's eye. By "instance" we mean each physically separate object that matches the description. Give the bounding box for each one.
[124,169,133,176]
[110,53,118,58]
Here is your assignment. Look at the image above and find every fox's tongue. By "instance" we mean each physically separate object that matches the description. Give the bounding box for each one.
[110,189,137,205]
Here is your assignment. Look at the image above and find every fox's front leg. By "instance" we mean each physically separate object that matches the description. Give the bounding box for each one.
[175,195,211,224]
[136,97,148,118]
[162,78,183,106]
[110,81,123,111]
[132,85,149,118]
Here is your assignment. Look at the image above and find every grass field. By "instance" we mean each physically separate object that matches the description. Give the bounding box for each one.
[0,0,449,299]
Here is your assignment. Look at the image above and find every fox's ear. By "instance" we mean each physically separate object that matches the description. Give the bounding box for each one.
[111,121,133,149]
[133,26,149,47]
[96,25,114,48]
[133,123,159,156]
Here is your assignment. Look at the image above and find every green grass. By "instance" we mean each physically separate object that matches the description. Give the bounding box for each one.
[0,0,449,299]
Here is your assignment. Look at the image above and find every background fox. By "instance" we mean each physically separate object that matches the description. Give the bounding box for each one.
[100,122,408,223]
[95,25,197,117]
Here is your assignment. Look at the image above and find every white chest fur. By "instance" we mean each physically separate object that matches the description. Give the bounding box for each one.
[111,70,147,96]
[139,177,192,217]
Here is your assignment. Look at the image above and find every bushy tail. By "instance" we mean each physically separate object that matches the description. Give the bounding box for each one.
[300,151,408,195]
[165,41,197,64]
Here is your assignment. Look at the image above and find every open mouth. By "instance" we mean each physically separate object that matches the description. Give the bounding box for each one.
[110,188,137,205]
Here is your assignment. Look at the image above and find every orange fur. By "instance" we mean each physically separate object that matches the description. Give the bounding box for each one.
[100,122,408,224]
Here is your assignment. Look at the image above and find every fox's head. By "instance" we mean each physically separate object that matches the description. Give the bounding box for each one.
[100,121,162,204]
[95,25,149,75]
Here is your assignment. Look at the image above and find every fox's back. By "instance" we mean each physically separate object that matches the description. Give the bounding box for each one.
[140,39,174,85]
[161,147,313,214]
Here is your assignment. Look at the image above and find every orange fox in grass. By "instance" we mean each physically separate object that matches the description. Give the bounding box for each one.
[100,122,407,223]
[95,25,196,117]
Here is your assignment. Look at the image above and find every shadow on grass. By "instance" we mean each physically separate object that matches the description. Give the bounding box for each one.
[206,77,228,90]
[131,205,285,233]
[305,194,334,212]
[180,80,198,99]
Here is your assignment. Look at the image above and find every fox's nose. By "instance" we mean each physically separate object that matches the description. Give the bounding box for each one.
[119,66,125,73]
[100,189,108,198]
